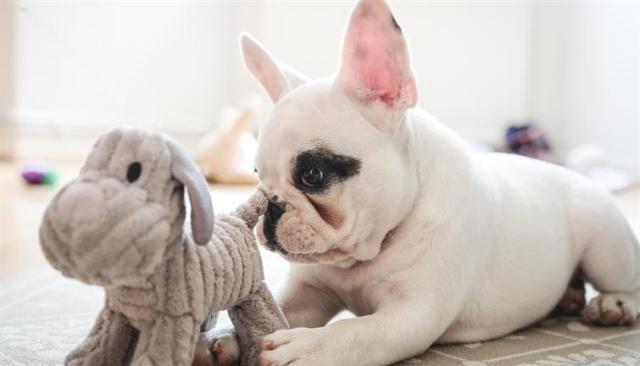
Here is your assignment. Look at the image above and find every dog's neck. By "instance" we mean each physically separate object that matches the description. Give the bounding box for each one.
[351,108,476,266]
[407,108,476,223]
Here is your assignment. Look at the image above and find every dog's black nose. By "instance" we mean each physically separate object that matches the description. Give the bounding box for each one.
[264,200,285,251]
[266,200,285,221]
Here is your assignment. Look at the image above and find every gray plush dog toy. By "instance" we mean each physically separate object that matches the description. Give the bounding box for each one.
[39,127,288,366]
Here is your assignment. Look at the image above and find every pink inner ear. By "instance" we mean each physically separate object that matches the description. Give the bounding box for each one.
[340,0,415,109]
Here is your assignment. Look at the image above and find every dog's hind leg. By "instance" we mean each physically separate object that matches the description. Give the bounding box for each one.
[553,271,586,316]
[573,188,640,326]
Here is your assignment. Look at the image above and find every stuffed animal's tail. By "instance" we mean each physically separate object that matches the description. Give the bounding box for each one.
[230,190,268,229]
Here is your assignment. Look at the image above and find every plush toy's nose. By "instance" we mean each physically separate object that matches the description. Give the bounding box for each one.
[56,183,105,225]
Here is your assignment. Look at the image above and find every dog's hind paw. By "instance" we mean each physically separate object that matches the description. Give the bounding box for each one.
[582,293,638,326]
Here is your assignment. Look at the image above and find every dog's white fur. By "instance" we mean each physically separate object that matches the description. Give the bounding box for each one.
[224,1,640,365]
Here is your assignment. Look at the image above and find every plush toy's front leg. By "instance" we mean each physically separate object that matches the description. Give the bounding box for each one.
[66,307,136,366]
[228,283,289,366]
[131,315,200,366]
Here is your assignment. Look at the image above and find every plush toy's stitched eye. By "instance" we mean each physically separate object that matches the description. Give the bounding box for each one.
[126,162,142,183]
[300,167,324,188]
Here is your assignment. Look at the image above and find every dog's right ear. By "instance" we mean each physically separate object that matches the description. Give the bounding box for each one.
[337,0,417,131]
[240,33,308,104]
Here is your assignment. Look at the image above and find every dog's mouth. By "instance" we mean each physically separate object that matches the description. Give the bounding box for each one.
[259,200,357,265]
[265,236,290,255]
[259,220,353,265]
[260,217,318,262]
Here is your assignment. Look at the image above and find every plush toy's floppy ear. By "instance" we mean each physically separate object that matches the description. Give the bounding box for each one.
[240,33,308,104]
[168,140,214,245]
[337,0,417,130]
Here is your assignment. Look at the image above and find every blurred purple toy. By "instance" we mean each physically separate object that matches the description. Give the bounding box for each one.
[505,123,554,162]
[21,163,59,185]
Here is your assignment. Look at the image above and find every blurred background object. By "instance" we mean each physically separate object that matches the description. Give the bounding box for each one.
[504,123,554,162]
[197,99,263,185]
[566,144,632,192]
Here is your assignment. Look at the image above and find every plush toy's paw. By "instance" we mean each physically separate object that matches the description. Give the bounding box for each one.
[582,293,638,326]
[193,331,240,366]
[260,327,333,366]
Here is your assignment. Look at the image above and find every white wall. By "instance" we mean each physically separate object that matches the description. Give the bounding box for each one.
[0,1,14,115]
[0,1,16,158]
[530,0,640,177]
[11,1,239,132]
[6,0,533,141]
[4,0,638,177]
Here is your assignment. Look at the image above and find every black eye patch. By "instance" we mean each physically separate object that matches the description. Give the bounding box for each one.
[292,147,361,194]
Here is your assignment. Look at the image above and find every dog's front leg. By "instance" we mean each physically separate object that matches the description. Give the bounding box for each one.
[261,251,468,366]
[259,303,429,366]
[261,293,461,366]
[278,275,343,328]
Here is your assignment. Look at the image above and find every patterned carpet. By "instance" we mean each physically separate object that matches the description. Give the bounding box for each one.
[1,270,639,366]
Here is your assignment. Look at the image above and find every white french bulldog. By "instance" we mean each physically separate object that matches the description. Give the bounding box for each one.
[205,0,640,365]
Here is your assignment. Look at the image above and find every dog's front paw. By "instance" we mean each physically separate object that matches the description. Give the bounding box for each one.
[582,293,638,326]
[260,327,335,366]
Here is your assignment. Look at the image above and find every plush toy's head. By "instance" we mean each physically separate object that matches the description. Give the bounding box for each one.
[40,127,214,287]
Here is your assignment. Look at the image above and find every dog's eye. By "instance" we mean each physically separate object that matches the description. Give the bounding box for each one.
[300,167,324,188]
[126,162,142,183]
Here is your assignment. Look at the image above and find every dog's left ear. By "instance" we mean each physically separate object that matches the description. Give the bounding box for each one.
[337,0,417,131]
[241,33,309,104]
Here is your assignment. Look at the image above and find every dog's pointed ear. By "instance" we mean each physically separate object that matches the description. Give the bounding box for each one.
[240,33,308,104]
[337,0,417,130]
[168,140,214,246]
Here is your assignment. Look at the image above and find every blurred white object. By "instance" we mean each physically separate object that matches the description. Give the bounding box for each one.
[565,144,631,192]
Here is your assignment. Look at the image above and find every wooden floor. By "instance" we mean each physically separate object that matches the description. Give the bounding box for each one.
[0,159,639,283]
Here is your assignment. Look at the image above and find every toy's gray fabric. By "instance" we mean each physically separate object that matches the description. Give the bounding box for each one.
[39,127,287,366]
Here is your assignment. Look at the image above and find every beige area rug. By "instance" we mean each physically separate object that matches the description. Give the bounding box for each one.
[1,271,639,366]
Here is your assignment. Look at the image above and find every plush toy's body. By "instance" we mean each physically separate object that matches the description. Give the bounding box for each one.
[39,127,287,366]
